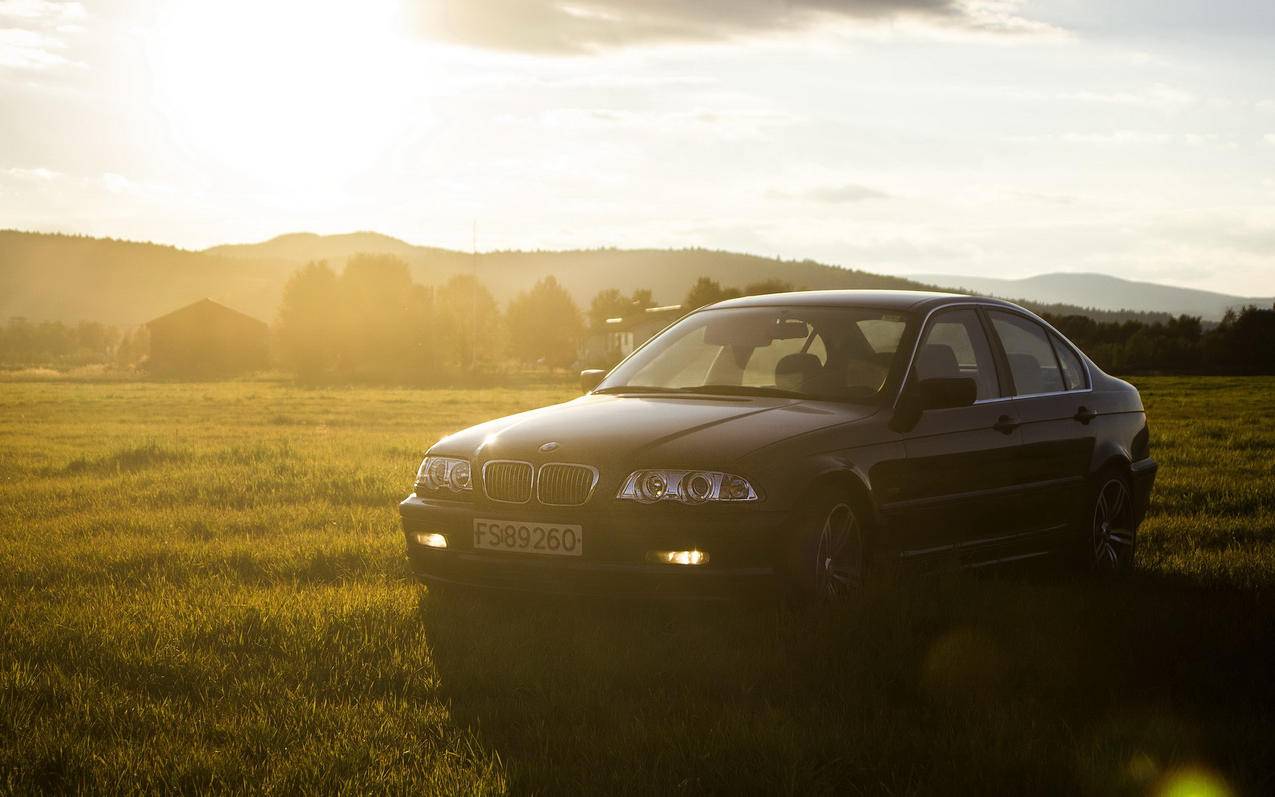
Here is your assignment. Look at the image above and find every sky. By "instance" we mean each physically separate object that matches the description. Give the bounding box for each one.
[1,0,1274,295]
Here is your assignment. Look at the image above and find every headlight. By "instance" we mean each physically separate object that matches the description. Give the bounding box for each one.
[617,470,758,504]
[415,456,473,496]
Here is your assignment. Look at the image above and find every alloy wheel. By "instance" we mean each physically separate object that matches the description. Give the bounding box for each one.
[1092,478,1134,573]
[813,502,863,600]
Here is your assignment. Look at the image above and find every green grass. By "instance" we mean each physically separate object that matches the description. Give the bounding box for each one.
[1,377,1273,794]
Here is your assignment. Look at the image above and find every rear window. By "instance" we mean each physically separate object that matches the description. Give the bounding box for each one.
[1050,333,1087,391]
[988,311,1066,395]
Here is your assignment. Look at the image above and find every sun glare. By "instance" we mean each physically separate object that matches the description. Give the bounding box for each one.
[144,0,414,189]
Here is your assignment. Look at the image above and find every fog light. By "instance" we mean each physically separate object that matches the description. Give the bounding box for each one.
[650,549,709,566]
[415,532,448,549]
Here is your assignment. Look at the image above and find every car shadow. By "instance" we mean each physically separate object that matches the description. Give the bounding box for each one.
[418,572,1275,795]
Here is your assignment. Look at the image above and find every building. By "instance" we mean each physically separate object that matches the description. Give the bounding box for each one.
[146,298,268,376]
[579,304,684,368]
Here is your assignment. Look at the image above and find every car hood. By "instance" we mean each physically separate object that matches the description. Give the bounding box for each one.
[428,393,877,466]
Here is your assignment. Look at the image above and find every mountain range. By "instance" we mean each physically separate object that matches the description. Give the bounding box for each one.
[910,272,1272,322]
[2,229,1258,326]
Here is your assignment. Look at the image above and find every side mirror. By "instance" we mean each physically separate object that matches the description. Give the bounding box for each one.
[890,377,977,433]
[580,369,606,393]
[917,377,977,410]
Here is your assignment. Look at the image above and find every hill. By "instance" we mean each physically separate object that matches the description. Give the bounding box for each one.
[0,231,293,326]
[3,230,934,324]
[0,229,1184,326]
[207,233,935,309]
[911,272,1273,322]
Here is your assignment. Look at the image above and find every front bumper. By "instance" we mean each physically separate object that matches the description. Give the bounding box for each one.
[1130,456,1158,527]
[399,494,790,598]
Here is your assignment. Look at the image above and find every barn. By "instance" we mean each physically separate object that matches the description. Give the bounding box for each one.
[146,298,268,376]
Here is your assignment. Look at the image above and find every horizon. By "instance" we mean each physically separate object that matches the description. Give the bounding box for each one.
[8,226,1274,304]
[3,1,1274,295]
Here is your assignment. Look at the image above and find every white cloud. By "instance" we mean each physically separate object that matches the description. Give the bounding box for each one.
[0,26,68,68]
[0,0,84,23]
[770,183,893,203]
[0,0,83,71]
[4,165,61,180]
[1060,83,1196,110]
[412,0,1060,53]
[1264,133,1275,146]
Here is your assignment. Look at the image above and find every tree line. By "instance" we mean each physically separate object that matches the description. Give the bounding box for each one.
[1044,306,1275,375]
[1,255,1272,378]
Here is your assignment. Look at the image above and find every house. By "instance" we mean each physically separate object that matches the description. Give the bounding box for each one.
[579,304,684,367]
[146,298,268,376]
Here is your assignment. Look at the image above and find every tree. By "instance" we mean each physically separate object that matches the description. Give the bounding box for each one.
[336,253,436,382]
[506,275,584,368]
[589,288,629,330]
[435,274,503,368]
[742,278,794,296]
[630,289,656,311]
[275,261,341,380]
[683,277,741,310]
[588,287,658,329]
[115,326,149,368]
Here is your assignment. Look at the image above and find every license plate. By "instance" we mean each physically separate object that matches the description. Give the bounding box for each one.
[472,519,583,557]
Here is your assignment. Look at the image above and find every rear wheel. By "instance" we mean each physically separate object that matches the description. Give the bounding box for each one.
[1088,472,1136,576]
[786,488,866,604]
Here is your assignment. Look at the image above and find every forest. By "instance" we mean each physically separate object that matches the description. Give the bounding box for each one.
[1,254,1272,379]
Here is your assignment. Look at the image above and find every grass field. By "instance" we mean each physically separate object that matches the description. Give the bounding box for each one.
[2,376,1273,794]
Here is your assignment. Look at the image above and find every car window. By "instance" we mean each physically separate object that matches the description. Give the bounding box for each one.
[627,325,717,388]
[857,318,906,355]
[988,311,1066,395]
[741,331,826,387]
[598,305,918,403]
[1049,333,1087,391]
[914,308,1000,401]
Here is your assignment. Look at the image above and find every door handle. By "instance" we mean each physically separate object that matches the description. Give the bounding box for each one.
[993,415,1020,434]
[1073,406,1098,424]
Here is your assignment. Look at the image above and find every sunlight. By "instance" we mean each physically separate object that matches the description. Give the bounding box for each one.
[143,0,416,188]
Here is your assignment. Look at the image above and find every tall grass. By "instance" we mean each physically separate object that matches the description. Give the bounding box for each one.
[1,377,1272,794]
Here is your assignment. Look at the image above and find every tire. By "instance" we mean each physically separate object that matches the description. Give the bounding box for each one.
[1083,470,1137,577]
[784,486,867,604]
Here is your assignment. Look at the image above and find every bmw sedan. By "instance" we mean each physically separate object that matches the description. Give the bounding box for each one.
[400,290,1157,600]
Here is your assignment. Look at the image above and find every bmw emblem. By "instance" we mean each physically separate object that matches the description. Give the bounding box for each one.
[539,441,559,452]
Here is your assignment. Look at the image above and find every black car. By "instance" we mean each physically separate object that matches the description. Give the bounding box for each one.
[400,290,1157,600]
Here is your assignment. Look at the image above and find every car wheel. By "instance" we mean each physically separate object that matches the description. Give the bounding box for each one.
[787,488,866,603]
[1088,472,1136,576]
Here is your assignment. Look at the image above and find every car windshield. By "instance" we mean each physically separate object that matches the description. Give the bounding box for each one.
[596,305,915,403]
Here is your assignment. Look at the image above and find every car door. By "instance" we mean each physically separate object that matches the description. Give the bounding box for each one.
[984,310,1097,553]
[886,307,1022,567]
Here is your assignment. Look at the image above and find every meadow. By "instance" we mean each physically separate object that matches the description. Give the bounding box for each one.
[1,376,1272,794]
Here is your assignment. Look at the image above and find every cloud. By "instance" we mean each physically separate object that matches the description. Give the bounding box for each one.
[0,0,84,23]
[0,1,84,71]
[771,182,893,203]
[1264,133,1275,146]
[1006,131,1235,148]
[3,165,61,180]
[413,0,1055,53]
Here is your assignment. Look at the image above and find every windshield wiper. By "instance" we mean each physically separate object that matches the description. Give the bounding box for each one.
[671,385,806,399]
[591,385,685,395]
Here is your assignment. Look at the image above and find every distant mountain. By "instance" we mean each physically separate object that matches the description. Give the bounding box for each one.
[206,232,935,311]
[910,272,1272,322]
[2,230,936,324]
[0,231,294,326]
[0,228,1202,326]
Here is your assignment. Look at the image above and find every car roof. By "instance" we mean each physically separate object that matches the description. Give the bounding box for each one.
[706,289,1023,314]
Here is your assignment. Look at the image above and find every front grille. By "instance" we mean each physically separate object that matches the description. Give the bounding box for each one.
[483,461,533,503]
[537,463,598,506]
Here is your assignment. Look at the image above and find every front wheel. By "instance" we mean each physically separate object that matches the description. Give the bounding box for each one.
[1088,473,1136,576]
[785,488,866,604]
